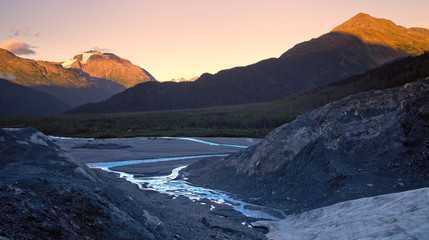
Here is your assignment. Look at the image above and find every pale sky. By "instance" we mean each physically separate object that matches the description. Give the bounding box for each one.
[1,0,428,82]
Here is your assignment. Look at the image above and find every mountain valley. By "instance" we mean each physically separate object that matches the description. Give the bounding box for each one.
[67,13,428,114]
[1,11,428,240]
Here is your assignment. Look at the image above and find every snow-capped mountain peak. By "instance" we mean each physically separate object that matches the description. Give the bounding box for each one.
[60,50,156,88]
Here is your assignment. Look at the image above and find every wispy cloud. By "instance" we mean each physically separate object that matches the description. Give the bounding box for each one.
[0,39,36,55]
[9,26,39,38]
[92,46,112,53]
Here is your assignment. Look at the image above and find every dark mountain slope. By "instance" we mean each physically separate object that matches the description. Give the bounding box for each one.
[267,51,429,117]
[186,78,429,214]
[0,78,70,115]
[280,30,405,65]
[67,13,418,114]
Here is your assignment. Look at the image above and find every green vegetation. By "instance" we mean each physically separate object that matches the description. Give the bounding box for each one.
[0,109,283,138]
[1,52,428,138]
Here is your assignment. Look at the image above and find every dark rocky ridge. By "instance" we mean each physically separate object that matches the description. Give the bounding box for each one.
[186,78,429,213]
[0,128,169,239]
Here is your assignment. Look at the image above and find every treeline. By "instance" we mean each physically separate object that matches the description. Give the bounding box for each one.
[1,52,428,138]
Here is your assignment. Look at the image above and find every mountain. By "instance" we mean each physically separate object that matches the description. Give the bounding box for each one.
[0,78,69,115]
[67,13,424,114]
[169,76,199,82]
[331,13,429,56]
[280,28,405,66]
[186,78,429,213]
[0,48,91,88]
[284,13,429,60]
[0,49,125,107]
[62,50,156,88]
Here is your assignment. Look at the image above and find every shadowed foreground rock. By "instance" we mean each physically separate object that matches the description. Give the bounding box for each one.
[0,128,170,240]
[187,78,429,213]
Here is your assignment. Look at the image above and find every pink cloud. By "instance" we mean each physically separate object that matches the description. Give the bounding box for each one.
[0,39,36,55]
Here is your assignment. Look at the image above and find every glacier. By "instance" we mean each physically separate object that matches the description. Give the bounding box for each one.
[254,187,429,240]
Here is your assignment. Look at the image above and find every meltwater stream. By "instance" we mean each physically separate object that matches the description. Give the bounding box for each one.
[54,136,281,220]
[87,155,283,220]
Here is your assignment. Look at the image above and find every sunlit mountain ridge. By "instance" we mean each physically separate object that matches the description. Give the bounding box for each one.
[67,13,429,114]
[332,13,429,56]
[0,49,155,107]
[62,50,156,88]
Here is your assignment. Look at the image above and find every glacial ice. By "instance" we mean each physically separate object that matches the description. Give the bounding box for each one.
[255,187,429,240]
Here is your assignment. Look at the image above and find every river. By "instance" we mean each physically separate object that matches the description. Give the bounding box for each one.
[52,136,283,220]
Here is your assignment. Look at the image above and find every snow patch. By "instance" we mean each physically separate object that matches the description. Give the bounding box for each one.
[256,187,429,240]
[16,140,29,145]
[0,72,16,80]
[61,58,77,68]
[29,132,49,146]
[81,52,100,64]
